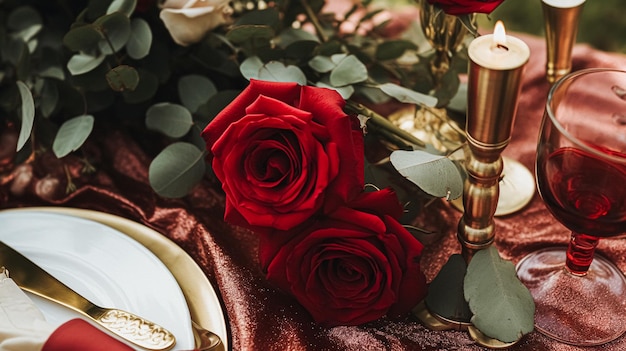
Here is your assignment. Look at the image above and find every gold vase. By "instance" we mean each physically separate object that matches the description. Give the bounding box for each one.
[390,2,476,154]
[419,0,473,87]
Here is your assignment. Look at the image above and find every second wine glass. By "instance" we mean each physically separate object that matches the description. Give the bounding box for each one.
[516,68,626,346]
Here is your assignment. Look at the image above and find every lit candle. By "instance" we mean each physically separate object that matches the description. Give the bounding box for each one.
[458,21,530,261]
[467,21,530,71]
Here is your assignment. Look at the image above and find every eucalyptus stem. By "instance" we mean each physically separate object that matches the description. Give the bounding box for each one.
[300,0,328,42]
[345,100,426,148]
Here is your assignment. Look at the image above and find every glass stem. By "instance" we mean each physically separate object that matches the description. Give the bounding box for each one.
[565,232,599,275]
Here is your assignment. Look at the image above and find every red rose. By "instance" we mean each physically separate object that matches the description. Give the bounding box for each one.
[259,189,427,326]
[201,79,364,232]
[427,0,505,15]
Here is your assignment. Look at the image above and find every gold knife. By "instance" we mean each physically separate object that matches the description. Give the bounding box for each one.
[0,241,176,351]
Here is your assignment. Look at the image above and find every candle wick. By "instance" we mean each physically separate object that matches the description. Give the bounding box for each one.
[496,44,509,51]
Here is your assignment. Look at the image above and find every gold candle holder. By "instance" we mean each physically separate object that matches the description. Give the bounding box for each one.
[542,0,585,84]
[459,22,530,262]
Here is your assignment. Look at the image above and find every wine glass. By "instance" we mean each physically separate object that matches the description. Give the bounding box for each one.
[516,68,626,346]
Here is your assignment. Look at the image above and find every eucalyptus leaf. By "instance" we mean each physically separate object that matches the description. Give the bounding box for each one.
[41,80,59,117]
[278,28,319,47]
[94,12,131,54]
[425,254,472,322]
[145,102,193,138]
[126,18,152,60]
[375,40,417,61]
[316,80,354,99]
[464,246,535,343]
[122,69,159,103]
[67,53,105,75]
[308,55,336,73]
[330,53,347,65]
[390,149,463,199]
[8,6,42,41]
[226,25,275,44]
[106,65,139,91]
[329,55,367,87]
[52,115,95,157]
[240,56,264,80]
[107,0,137,16]
[149,142,206,198]
[16,81,34,152]
[379,83,438,107]
[63,24,103,52]
[178,75,217,113]
[258,61,307,85]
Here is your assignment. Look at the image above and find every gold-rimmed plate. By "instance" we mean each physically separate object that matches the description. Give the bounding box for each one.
[0,207,229,350]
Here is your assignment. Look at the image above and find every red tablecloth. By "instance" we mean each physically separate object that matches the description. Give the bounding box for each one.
[2,34,626,351]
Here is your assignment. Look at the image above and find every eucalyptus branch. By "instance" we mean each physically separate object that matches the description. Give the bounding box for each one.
[345,100,426,148]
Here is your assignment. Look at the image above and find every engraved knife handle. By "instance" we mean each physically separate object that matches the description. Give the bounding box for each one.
[91,307,176,351]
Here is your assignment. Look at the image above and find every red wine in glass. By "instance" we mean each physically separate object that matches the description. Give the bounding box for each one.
[537,146,626,237]
[517,68,626,346]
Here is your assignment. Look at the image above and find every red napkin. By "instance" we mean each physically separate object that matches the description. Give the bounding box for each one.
[42,319,133,351]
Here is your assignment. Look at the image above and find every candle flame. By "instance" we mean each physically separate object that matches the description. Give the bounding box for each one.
[493,21,507,47]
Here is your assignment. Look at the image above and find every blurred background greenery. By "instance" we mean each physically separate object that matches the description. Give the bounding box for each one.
[481,0,626,53]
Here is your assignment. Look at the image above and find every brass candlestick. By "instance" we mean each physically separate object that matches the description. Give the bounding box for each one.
[542,0,585,84]
[458,31,529,262]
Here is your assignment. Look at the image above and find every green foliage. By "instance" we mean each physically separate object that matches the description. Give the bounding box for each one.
[464,246,535,343]
[390,149,464,199]
[52,115,95,158]
[1,0,471,199]
[149,142,206,198]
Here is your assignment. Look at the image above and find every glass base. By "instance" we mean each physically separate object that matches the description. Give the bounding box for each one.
[516,247,626,346]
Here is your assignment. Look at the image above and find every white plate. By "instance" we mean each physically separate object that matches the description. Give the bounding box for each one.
[0,211,195,350]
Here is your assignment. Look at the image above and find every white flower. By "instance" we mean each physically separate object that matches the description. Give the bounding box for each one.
[160,0,233,46]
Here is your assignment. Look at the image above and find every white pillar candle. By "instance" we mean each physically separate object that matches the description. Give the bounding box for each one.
[468,21,530,71]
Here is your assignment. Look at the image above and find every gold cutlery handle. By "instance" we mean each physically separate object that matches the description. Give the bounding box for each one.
[91,307,176,351]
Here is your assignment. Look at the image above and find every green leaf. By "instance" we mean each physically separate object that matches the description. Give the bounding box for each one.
[145,103,193,138]
[16,81,34,152]
[67,53,106,75]
[107,0,137,16]
[52,115,95,157]
[278,28,319,47]
[379,83,438,107]
[329,55,367,87]
[258,61,307,85]
[149,142,206,198]
[375,40,417,61]
[63,24,103,52]
[8,6,43,42]
[308,55,336,73]
[94,12,131,54]
[425,254,472,322]
[106,65,139,91]
[390,149,463,199]
[122,69,159,103]
[464,246,535,343]
[126,18,152,60]
[240,56,264,80]
[225,25,275,44]
[178,75,217,113]
[41,80,59,117]
[315,80,354,99]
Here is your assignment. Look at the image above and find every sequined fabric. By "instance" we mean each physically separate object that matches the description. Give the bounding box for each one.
[2,34,626,351]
